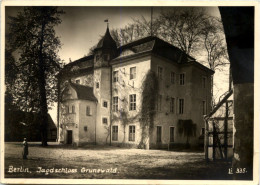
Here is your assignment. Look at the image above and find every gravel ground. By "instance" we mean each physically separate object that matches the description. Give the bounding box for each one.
[4,142,232,179]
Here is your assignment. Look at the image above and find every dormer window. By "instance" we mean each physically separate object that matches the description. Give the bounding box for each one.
[75,79,80,84]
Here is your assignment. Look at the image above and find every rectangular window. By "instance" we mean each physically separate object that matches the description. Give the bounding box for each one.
[86,106,91,116]
[69,105,72,113]
[130,67,136,80]
[201,128,205,136]
[180,73,185,85]
[170,127,175,142]
[96,82,99,89]
[84,126,88,131]
[75,79,80,84]
[170,98,175,113]
[156,126,162,143]
[158,66,163,79]
[179,99,184,114]
[129,94,136,111]
[102,117,108,124]
[113,96,118,112]
[157,95,162,111]
[202,101,206,115]
[203,77,206,88]
[103,101,108,108]
[113,71,119,82]
[112,126,118,141]
[129,125,135,141]
[72,105,75,113]
[170,72,175,84]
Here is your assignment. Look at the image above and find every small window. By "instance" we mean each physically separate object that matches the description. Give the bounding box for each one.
[86,106,91,116]
[157,95,162,111]
[170,127,175,142]
[130,67,136,80]
[170,98,174,113]
[202,101,206,115]
[179,99,184,114]
[156,126,162,143]
[96,82,99,89]
[129,125,135,141]
[75,79,80,84]
[158,66,163,79]
[201,128,205,136]
[66,106,69,114]
[102,117,108,124]
[112,126,118,141]
[103,101,108,108]
[69,105,72,113]
[170,72,175,84]
[84,126,88,131]
[113,71,119,82]
[113,96,118,112]
[129,94,136,111]
[203,77,206,88]
[180,73,185,85]
[72,105,75,113]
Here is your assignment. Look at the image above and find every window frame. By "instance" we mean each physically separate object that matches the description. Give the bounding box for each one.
[202,100,206,115]
[170,126,175,143]
[113,96,119,112]
[96,82,99,89]
[157,66,163,80]
[129,94,136,111]
[86,106,91,116]
[129,125,136,141]
[130,67,136,80]
[179,98,184,114]
[75,79,80,84]
[179,73,185,85]
[103,100,108,108]
[102,117,108,124]
[113,71,119,83]
[112,125,118,141]
[156,126,162,143]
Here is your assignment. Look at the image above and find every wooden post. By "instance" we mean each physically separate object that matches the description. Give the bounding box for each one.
[224,101,228,159]
[204,119,209,161]
[213,120,216,160]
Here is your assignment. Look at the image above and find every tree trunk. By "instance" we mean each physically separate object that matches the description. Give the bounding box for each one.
[38,19,48,146]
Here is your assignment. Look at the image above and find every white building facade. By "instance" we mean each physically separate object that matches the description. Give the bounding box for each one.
[57,27,213,149]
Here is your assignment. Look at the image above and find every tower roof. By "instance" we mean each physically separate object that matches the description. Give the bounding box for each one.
[95,27,117,50]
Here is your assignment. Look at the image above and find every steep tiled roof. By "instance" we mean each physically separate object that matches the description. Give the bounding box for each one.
[70,82,97,102]
[113,36,195,64]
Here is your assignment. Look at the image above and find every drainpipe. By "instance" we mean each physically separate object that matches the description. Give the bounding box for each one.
[95,101,97,145]
[109,66,112,146]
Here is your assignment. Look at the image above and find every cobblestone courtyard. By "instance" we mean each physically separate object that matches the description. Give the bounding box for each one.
[4,142,232,179]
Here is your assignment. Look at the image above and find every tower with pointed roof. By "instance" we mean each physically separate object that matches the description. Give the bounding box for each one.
[92,25,117,144]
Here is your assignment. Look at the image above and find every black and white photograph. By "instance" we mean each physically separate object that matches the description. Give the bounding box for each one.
[0,1,258,184]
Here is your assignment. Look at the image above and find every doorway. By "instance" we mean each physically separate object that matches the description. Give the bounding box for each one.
[67,130,72,144]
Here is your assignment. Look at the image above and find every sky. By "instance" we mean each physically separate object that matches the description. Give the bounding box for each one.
[5,6,226,123]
